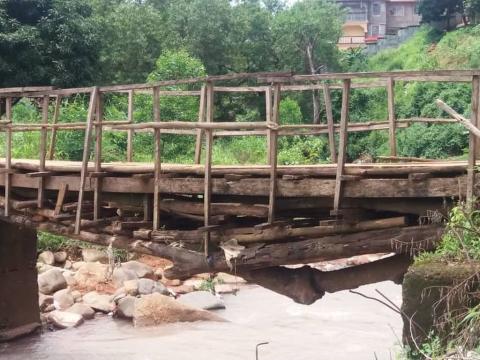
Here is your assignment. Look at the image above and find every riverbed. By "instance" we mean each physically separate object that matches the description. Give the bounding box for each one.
[0,281,403,360]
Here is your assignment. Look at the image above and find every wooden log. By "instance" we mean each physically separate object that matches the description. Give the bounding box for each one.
[333,79,351,214]
[387,77,397,156]
[204,83,214,255]
[54,183,68,216]
[240,255,412,305]
[268,84,280,223]
[47,96,62,160]
[194,85,207,164]
[127,90,134,162]
[153,86,162,231]
[75,87,98,234]
[151,216,407,244]
[436,99,480,139]
[94,93,103,221]
[38,95,49,208]
[265,86,273,164]
[26,171,51,178]
[161,224,443,278]
[323,83,337,163]
[4,97,12,217]
[159,199,268,217]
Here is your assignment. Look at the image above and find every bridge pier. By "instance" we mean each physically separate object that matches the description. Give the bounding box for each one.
[0,220,40,341]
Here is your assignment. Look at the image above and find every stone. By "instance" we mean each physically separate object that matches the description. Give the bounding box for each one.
[64,260,72,270]
[112,267,137,288]
[65,303,95,320]
[116,296,136,319]
[82,248,108,263]
[154,268,164,279]
[63,270,77,287]
[53,289,74,310]
[44,304,55,313]
[74,262,109,289]
[38,251,55,265]
[39,294,54,312]
[169,284,195,295]
[162,278,182,287]
[183,278,205,290]
[124,280,139,296]
[133,293,225,327]
[214,284,237,295]
[178,291,225,311]
[121,261,154,279]
[112,287,127,304]
[37,263,55,274]
[72,261,86,271]
[47,310,84,329]
[82,291,114,313]
[137,278,156,295]
[53,251,68,264]
[153,281,172,296]
[38,269,67,295]
[71,290,82,303]
[215,272,247,284]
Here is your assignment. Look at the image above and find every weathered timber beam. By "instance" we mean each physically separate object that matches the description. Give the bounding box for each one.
[240,255,412,305]
[160,224,443,279]
[0,174,468,198]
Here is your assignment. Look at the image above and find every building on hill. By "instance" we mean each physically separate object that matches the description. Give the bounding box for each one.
[337,0,421,49]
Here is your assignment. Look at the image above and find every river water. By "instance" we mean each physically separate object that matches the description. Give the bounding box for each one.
[1,281,403,360]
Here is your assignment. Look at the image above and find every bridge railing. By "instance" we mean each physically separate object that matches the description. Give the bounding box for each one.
[1,70,480,256]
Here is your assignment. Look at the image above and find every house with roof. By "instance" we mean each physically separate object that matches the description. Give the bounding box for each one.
[337,0,421,49]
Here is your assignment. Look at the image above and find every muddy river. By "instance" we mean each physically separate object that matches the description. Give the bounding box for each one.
[0,281,403,360]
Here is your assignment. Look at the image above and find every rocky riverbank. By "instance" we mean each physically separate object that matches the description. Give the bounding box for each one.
[36,248,246,331]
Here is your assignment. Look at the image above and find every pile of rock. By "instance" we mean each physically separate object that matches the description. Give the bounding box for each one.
[36,248,246,330]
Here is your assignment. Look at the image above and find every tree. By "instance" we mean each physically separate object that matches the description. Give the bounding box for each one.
[418,0,466,29]
[0,0,100,87]
[272,0,344,123]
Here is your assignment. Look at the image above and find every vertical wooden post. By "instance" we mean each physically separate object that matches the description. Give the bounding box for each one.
[127,90,134,162]
[333,79,351,215]
[265,86,273,165]
[467,75,480,205]
[93,93,103,221]
[74,87,98,234]
[47,95,62,160]
[203,82,214,256]
[4,98,12,216]
[323,83,337,163]
[38,95,49,208]
[387,77,397,157]
[268,83,280,224]
[153,86,162,231]
[194,85,207,164]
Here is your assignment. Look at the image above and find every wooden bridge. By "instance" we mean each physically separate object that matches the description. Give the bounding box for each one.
[1,70,479,305]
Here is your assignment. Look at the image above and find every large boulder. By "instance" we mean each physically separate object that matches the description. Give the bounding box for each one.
[116,296,136,319]
[178,291,225,311]
[137,278,171,296]
[47,310,84,329]
[133,293,225,327]
[38,251,55,265]
[82,248,108,263]
[53,289,74,310]
[82,291,114,313]
[38,269,67,295]
[112,267,137,288]
[74,262,109,289]
[121,261,154,279]
[65,303,95,320]
[124,280,139,296]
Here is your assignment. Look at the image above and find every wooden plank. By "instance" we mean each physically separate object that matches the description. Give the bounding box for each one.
[127,90,134,162]
[38,95,49,208]
[47,96,62,160]
[268,84,280,223]
[468,75,480,204]
[333,79,351,214]
[204,83,214,255]
[387,77,397,156]
[74,87,98,234]
[26,171,52,178]
[323,83,337,163]
[153,86,162,231]
[194,85,207,164]
[54,183,68,216]
[436,99,480,139]
[4,98,12,216]
[94,93,103,221]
